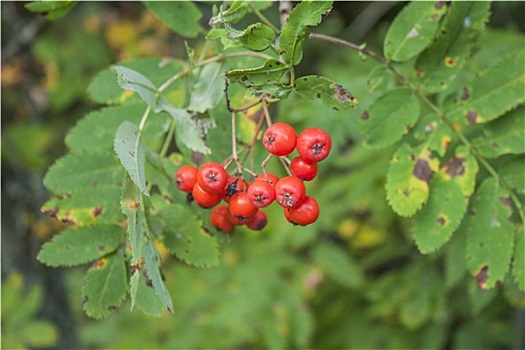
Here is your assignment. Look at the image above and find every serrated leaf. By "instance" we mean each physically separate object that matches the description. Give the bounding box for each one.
[120,174,144,266]
[114,66,159,109]
[313,243,363,289]
[512,228,524,291]
[227,22,276,52]
[414,114,454,157]
[142,241,173,312]
[412,173,467,254]
[279,1,333,65]
[386,143,440,217]
[133,267,166,317]
[384,1,447,62]
[143,1,202,38]
[359,88,420,148]
[82,249,128,319]
[41,188,122,226]
[416,2,490,93]
[445,230,468,289]
[114,121,149,196]
[226,59,287,87]
[442,145,479,197]
[160,203,219,268]
[37,225,125,267]
[294,75,358,111]
[44,150,123,194]
[247,83,291,99]
[156,97,210,154]
[447,50,525,126]
[25,1,76,20]
[367,65,390,92]
[472,106,525,158]
[465,177,514,289]
[499,156,524,196]
[206,28,242,50]
[187,62,224,113]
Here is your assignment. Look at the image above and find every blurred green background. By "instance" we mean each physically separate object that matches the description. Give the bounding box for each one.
[2,1,524,349]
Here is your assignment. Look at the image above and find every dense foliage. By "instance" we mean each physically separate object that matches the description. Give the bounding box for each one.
[3,1,524,349]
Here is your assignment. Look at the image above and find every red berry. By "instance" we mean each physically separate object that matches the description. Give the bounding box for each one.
[255,173,279,188]
[274,176,306,208]
[285,196,319,226]
[247,180,275,208]
[192,183,222,209]
[210,205,234,233]
[226,208,252,225]
[246,210,268,231]
[297,128,332,163]
[175,165,198,192]
[228,192,258,220]
[223,176,248,202]
[263,122,297,156]
[197,162,228,194]
[290,157,318,181]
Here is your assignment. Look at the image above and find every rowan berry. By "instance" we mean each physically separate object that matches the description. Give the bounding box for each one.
[247,180,275,208]
[285,196,319,226]
[255,173,279,188]
[210,205,234,233]
[197,162,228,194]
[263,122,297,156]
[297,128,332,163]
[274,176,306,208]
[175,165,198,192]
[223,176,248,202]
[246,210,268,231]
[290,157,318,181]
[228,192,258,221]
[192,183,222,209]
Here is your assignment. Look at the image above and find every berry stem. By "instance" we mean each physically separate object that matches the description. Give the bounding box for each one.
[262,99,273,127]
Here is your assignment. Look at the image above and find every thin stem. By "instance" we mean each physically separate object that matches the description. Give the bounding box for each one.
[262,100,273,126]
[279,157,292,176]
[248,1,280,34]
[159,119,176,157]
[231,111,243,175]
[261,153,273,178]
[231,94,266,112]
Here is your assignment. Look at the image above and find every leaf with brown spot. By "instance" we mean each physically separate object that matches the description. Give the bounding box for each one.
[294,75,358,111]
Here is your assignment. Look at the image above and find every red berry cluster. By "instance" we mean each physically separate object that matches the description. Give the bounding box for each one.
[174,122,332,233]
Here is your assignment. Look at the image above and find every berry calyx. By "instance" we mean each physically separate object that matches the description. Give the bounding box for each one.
[175,165,198,193]
[285,196,319,226]
[228,192,258,220]
[246,210,268,231]
[247,180,275,208]
[192,183,222,209]
[210,205,234,233]
[297,128,332,163]
[256,173,279,188]
[263,122,297,156]
[274,176,306,208]
[223,176,248,202]
[290,157,318,181]
[197,162,229,194]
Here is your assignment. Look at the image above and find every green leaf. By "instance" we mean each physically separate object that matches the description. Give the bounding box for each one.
[279,1,333,65]
[367,65,390,92]
[412,172,467,254]
[114,121,149,196]
[120,174,144,266]
[25,1,77,20]
[499,156,524,196]
[114,66,159,109]
[443,146,479,197]
[228,23,276,52]
[472,106,525,158]
[445,230,468,289]
[156,97,210,154]
[187,62,224,113]
[44,150,123,194]
[465,177,515,289]
[142,1,202,38]
[359,88,420,148]
[512,228,524,291]
[210,1,248,25]
[414,114,455,157]
[446,50,525,126]
[142,241,174,312]
[41,188,123,226]
[386,143,440,217]
[294,75,358,111]
[133,265,166,317]
[415,2,491,93]
[82,249,128,319]
[313,243,364,289]
[37,225,125,267]
[384,1,447,62]
[226,59,287,87]
[159,203,220,268]
[206,28,242,50]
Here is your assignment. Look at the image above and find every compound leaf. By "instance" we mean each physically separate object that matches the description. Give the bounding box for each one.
[416,2,491,93]
[142,241,174,312]
[114,121,149,196]
[294,75,358,111]
[160,203,220,268]
[386,143,440,217]
[313,243,364,289]
[412,173,467,254]
[82,249,128,319]
[143,1,202,38]
[226,59,287,87]
[359,88,420,148]
[465,177,514,289]
[447,50,525,126]
[472,106,525,158]
[114,66,159,109]
[384,1,447,62]
[279,1,333,65]
[187,62,224,113]
[37,225,125,267]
